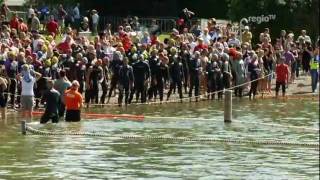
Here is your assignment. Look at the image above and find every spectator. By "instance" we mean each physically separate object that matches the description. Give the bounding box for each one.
[30,13,40,32]
[47,15,59,38]
[275,56,289,98]
[242,26,252,44]
[228,32,241,47]
[18,18,28,33]
[58,4,67,30]
[298,30,311,44]
[91,9,99,35]
[0,3,9,19]
[9,12,19,30]
[27,5,35,28]
[73,3,81,29]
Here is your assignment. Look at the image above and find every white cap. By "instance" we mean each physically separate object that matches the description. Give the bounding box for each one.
[244,26,249,30]
[72,80,80,87]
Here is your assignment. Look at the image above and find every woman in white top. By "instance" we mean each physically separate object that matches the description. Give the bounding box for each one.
[17,64,42,120]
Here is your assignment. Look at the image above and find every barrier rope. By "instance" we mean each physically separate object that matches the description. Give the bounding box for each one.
[143,116,320,132]
[25,125,320,148]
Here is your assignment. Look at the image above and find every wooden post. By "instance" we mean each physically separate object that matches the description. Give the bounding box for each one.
[21,120,26,135]
[224,90,232,123]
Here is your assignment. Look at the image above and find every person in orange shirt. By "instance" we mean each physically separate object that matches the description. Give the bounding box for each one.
[64,80,83,122]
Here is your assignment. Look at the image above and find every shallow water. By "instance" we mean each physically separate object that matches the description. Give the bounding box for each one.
[0,99,319,179]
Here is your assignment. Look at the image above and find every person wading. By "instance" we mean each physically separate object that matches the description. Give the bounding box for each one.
[64,80,83,122]
[0,75,8,120]
[40,80,61,124]
[17,64,42,120]
[54,70,71,118]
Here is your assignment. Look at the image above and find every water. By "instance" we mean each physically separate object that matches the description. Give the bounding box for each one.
[0,99,319,179]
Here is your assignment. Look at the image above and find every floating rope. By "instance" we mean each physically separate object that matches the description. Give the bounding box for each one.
[29,112,319,132]
[143,116,320,132]
[25,125,319,148]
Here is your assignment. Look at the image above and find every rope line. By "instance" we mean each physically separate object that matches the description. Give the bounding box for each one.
[143,116,320,132]
[25,125,319,148]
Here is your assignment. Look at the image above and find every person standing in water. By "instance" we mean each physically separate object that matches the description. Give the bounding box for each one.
[54,70,71,118]
[40,80,61,124]
[17,64,42,120]
[0,75,8,120]
[64,80,83,122]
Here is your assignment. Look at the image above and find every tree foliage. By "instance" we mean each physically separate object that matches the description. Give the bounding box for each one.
[29,0,319,43]
[227,0,319,43]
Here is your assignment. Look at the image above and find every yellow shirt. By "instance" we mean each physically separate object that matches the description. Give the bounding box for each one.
[242,31,252,44]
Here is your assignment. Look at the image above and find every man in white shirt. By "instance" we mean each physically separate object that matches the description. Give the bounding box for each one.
[201,28,211,45]
[227,32,241,47]
[91,9,99,35]
[298,30,311,43]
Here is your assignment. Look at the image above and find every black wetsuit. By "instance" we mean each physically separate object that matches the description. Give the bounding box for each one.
[188,57,201,98]
[40,88,61,124]
[89,65,103,104]
[148,55,159,100]
[0,81,7,108]
[108,58,123,100]
[118,64,134,105]
[35,68,49,109]
[180,50,190,93]
[100,65,109,104]
[7,61,18,107]
[155,61,169,101]
[75,63,86,94]
[206,61,222,99]
[167,60,184,100]
[248,61,260,99]
[129,60,150,103]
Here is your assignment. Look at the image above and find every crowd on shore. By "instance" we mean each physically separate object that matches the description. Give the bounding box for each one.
[0,3,318,122]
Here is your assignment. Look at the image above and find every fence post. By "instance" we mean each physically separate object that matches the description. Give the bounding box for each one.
[21,120,26,135]
[224,90,232,123]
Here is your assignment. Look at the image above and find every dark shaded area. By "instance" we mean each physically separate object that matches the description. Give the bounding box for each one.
[80,0,228,18]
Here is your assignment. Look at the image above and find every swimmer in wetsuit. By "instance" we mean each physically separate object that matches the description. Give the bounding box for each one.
[40,80,61,124]
[0,76,8,120]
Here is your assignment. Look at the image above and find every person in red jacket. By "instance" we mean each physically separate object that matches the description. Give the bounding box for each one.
[56,35,72,54]
[47,15,59,38]
[9,12,19,30]
[275,57,289,98]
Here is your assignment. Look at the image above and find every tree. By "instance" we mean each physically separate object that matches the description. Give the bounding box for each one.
[227,0,319,44]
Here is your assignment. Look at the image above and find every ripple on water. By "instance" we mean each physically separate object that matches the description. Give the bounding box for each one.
[0,99,318,179]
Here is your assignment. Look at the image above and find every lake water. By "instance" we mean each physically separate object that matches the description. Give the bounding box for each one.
[0,99,319,179]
